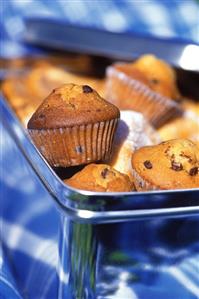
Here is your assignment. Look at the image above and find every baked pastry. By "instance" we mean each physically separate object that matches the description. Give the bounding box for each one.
[26,65,73,99]
[182,99,199,117]
[65,163,134,192]
[158,114,199,147]
[133,55,180,99]
[131,139,199,190]
[28,83,120,167]
[2,63,105,125]
[2,76,38,124]
[106,54,182,127]
[26,64,106,99]
[109,110,160,181]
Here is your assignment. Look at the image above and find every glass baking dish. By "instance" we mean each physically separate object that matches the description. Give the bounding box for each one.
[1,31,199,298]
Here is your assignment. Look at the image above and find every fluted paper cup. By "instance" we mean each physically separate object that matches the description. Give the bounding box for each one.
[131,167,158,191]
[106,66,182,128]
[29,118,119,167]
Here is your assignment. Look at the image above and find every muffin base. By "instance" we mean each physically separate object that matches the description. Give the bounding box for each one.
[29,119,119,167]
[106,66,182,128]
[131,167,158,191]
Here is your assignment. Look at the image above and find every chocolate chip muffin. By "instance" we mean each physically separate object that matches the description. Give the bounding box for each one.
[28,83,120,167]
[106,54,182,127]
[133,55,180,99]
[158,114,199,147]
[2,76,38,125]
[65,163,134,192]
[131,139,199,190]
[26,64,106,99]
[26,64,72,99]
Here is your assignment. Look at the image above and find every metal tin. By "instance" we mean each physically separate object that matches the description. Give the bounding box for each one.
[1,33,199,297]
[23,18,199,72]
[1,94,199,299]
[2,96,199,222]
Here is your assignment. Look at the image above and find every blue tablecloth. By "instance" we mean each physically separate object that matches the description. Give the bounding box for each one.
[1,1,199,298]
[1,0,199,58]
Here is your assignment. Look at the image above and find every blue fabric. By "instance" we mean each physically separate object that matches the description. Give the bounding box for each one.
[1,121,199,299]
[1,122,59,299]
[1,1,199,298]
[0,0,199,58]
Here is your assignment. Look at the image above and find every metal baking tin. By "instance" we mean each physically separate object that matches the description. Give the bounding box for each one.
[22,18,199,71]
[2,28,199,298]
[2,94,199,299]
[1,96,199,223]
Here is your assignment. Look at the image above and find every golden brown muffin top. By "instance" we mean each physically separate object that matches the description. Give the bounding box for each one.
[65,163,134,192]
[133,55,180,100]
[26,65,106,99]
[26,65,72,99]
[112,55,180,100]
[28,83,120,129]
[131,139,199,190]
[182,100,199,117]
[114,64,150,87]
[158,116,199,146]
[2,77,36,107]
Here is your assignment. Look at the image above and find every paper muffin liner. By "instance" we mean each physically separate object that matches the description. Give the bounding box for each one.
[131,167,158,191]
[106,66,182,127]
[28,118,119,167]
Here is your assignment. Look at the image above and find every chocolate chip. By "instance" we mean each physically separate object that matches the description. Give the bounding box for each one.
[164,146,171,154]
[189,167,198,176]
[75,146,83,154]
[180,153,192,163]
[144,160,153,169]
[151,78,159,84]
[101,168,109,179]
[171,161,183,171]
[68,102,75,109]
[39,114,45,119]
[82,85,93,93]
[175,97,183,102]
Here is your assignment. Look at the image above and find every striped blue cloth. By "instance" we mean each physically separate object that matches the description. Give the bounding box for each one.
[1,121,199,299]
[1,0,199,58]
[1,1,199,298]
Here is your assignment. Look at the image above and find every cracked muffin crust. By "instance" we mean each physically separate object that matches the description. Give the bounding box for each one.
[28,83,120,167]
[65,163,134,192]
[131,139,199,190]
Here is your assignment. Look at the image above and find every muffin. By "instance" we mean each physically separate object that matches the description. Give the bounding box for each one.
[2,76,38,124]
[26,65,73,99]
[106,54,182,127]
[158,114,199,147]
[109,110,160,181]
[65,163,134,192]
[28,83,120,167]
[27,64,106,99]
[131,139,199,190]
[2,64,105,126]
[183,100,199,117]
[133,55,180,99]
